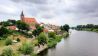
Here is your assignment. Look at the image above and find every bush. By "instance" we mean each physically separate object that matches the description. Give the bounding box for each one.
[5,38,12,45]
[48,32,56,39]
[48,39,57,48]
[55,35,62,42]
[19,42,33,55]
[37,32,48,45]
[32,39,38,46]
[1,47,13,56]
[16,38,20,42]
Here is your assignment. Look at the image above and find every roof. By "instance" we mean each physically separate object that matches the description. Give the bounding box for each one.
[22,17,38,24]
[7,26,17,30]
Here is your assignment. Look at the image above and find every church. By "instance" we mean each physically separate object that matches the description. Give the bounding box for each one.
[20,11,38,25]
[20,11,38,30]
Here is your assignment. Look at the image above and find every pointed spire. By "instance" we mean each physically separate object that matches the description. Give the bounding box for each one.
[21,11,24,16]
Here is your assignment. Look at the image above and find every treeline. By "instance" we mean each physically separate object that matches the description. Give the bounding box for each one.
[76,24,98,29]
[74,24,98,32]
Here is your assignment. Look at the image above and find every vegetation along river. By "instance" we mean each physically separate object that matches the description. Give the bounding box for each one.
[38,30,98,56]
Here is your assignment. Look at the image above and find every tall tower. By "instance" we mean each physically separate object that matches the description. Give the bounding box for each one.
[21,11,24,21]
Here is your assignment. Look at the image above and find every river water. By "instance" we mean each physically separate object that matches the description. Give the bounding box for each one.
[38,30,98,56]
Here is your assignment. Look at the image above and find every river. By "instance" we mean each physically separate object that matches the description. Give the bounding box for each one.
[38,30,98,56]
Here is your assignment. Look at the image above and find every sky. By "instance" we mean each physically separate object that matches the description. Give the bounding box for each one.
[0,0,98,26]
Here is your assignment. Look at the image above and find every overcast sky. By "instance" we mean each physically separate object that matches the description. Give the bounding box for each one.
[0,0,98,26]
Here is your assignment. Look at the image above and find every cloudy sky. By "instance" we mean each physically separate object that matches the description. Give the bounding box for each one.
[0,0,98,26]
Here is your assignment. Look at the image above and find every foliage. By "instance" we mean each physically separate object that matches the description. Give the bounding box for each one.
[32,39,38,46]
[19,30,32,38]
[16,20,29,31]
[61,24,70,32]
[55,35,62,42]
[1,20,17,27]
[0,27,11,39]
[30,52,37,56]
[1,21,11,27]
[32,26,44,36]
[5,38,12,45]
[76,24,98,31]
[16,38,20,42]
[48,39,57,48]
[37,32,48,44]
[1,47,13,56]
[48,32,56,39]
[8,20,17,25]
[19,42,33,55]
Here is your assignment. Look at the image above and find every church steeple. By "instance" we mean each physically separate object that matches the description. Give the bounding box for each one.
[21,11,24,21]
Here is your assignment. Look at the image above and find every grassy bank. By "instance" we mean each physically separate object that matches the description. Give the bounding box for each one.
[0,32,69,56]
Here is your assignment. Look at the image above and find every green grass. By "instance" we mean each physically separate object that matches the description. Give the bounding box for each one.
[0,40,6,47]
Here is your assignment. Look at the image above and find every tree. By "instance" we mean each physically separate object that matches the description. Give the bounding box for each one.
[61,24,70,32]
[0,27,11,39]
[1,21,11,27]
[32,26,44,36]
[16,21,29,31]
[8,20,17,25]
[37,32,48,45]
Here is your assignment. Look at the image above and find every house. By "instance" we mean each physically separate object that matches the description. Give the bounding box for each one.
[7,25,18,30]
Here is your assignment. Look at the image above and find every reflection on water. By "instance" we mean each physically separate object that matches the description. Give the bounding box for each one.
[38,30,98,56]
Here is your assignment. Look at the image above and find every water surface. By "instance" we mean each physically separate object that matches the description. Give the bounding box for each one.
[39,30,98,56]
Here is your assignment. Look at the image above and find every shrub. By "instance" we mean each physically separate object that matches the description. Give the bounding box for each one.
[55,35,62,42]
[48,32,56,39]
[32,39,38,46]
[16,38,20,42]
[1,47,13,56]
[37,32,48,44]
[5,38,12,45]
[19,42,33,55]
[48,39,57,48]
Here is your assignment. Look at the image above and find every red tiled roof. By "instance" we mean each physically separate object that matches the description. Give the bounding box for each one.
[8,26,16,30]
[22,17,38,24]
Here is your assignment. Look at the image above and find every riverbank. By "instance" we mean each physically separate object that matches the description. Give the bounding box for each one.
[34,32,69,55]
[76,28,98,33]
[38,30,98,56]
[0,32,69,56]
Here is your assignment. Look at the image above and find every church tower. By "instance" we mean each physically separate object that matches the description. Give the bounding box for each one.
[21,11,24,21]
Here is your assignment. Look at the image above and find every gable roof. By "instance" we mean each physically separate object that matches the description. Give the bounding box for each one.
[22,17,38,24]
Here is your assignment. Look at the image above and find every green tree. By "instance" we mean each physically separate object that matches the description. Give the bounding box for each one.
[32,26,44,36]
[61,24,70,32]
[37,32,48,45]
[0,27,11,39]
[16,21,29,31]
[1,21,11,27]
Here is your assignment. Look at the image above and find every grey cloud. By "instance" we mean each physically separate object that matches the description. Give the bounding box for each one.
[11,0,47,4]
[0,0,98,26]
